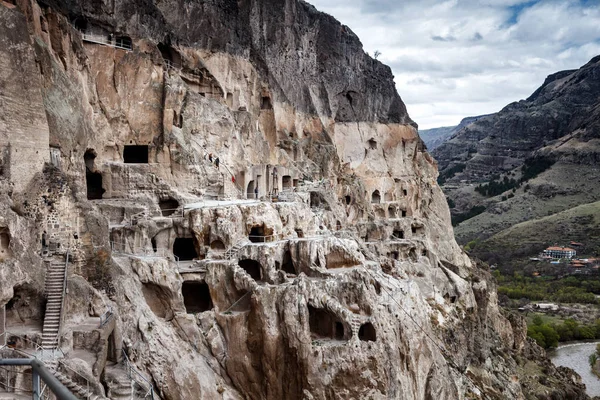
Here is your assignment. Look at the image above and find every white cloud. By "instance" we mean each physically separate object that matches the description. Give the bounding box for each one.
[308,0,600,129]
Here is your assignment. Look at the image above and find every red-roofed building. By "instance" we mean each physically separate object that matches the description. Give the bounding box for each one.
[543,246,576,259]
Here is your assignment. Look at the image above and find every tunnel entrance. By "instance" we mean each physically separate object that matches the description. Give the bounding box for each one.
[358,322,376,342]
[282,175,292,189]
[210,240,225,251]
[282,250,296,275]
[371,190,380,204]
[249,226,265,243]
[308,305,345,340]
[123,145,148,164]
[159,198,179,216]
[392,230,404,240]
[182,281,213,313]
[247,180,256,199]
[0,228,10,258]
[239,259,262,281]
[84,149,104,200]
[173,238,198,261]
[141,283,171,319]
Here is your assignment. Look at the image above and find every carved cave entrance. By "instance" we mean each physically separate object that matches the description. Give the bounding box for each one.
[281,250,296,275]
[182,281,213,313]
[123,145,148,164]
[308,305,345,340]
[282,175,292,190]
[84,149,104,200]
[159,198,179,216]
[249,225,265,243]
[239,259,263,281]
[247,180,256,199]
[210,240,225,251]
[392,230,404,240]
[173,238,198,261]
[0,228,10,258]
[358,322,376,342]
[371,190,381,204]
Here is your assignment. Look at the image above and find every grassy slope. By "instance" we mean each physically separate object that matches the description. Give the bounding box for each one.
[451,163,600,245]
[473,200,600,263]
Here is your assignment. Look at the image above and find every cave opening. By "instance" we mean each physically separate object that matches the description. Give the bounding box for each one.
[0,228,10,257]
[172,110,183,128]
[368,138,377,150]
[388,206,397,218]
[282,175,292,190]
[261,96,273,110]
[249,226,265,243]
[308,305,345,340]
[84,149,104,200]
[210,240,225,251]
[403,189,408,196]
[401,209,407,217]
[123,145,148,164]
[336,220,342,231]
[239,259,263,281]
[151,237,157,253]
[371,190,380,204]
[345,195,351,205]
[247,180,256,199]
[159,198,179,216]
[384,191,393,202]
[392,230,404,240]
[173,238,198,261]
[391,251,399,260]
[358,322,376,342]
[182,281,213,313]
[282,250,296,275]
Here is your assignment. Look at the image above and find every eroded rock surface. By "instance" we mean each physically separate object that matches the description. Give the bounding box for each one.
[0,1,589,399]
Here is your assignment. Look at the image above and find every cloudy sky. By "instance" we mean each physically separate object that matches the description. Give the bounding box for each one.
[309,0,600,129]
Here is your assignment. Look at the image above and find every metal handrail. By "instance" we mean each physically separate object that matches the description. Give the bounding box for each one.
[99,306,114,328]
[121,349,154,399]
[0,331,64,360]
[110,242,180,265]
[57,250,70,351]
[79,31,132,51]
[56,359,92,399]
[0,358,78,400]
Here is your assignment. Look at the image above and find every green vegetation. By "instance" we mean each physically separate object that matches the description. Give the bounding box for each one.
[472,156,555,198]
[451,205,486,226]
[521,156,555,182]
[475,175,519,197]
[590,344,600,374]
[496,273,600,304]
[446,197,456,209]
[438,163,466,185]
[528,317,600,349]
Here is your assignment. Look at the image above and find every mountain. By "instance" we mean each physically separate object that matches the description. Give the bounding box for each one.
[432,56,600,266]
[0,0,586,399]
[420,114,491,150]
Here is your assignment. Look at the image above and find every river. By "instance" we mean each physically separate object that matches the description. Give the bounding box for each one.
[549,341,600,397]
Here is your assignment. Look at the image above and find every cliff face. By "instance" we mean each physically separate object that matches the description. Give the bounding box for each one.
[0,1,587,399]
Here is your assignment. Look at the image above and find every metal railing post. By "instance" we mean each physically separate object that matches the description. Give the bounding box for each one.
[33,369,41,399]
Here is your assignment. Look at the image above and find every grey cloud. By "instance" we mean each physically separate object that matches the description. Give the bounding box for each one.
[431,35,457,42]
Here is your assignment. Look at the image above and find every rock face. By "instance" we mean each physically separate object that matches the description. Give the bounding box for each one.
[0,1,588,399]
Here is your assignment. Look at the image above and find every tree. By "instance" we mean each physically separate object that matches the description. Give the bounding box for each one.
[373,50,381,59]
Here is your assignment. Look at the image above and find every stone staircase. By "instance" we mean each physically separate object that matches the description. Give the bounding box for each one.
[104,363,134,400]
[42,259,67,350]
[45,360,105,400]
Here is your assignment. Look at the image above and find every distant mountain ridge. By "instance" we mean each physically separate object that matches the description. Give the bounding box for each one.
[429,55,600,267]
[419,114,491,150]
